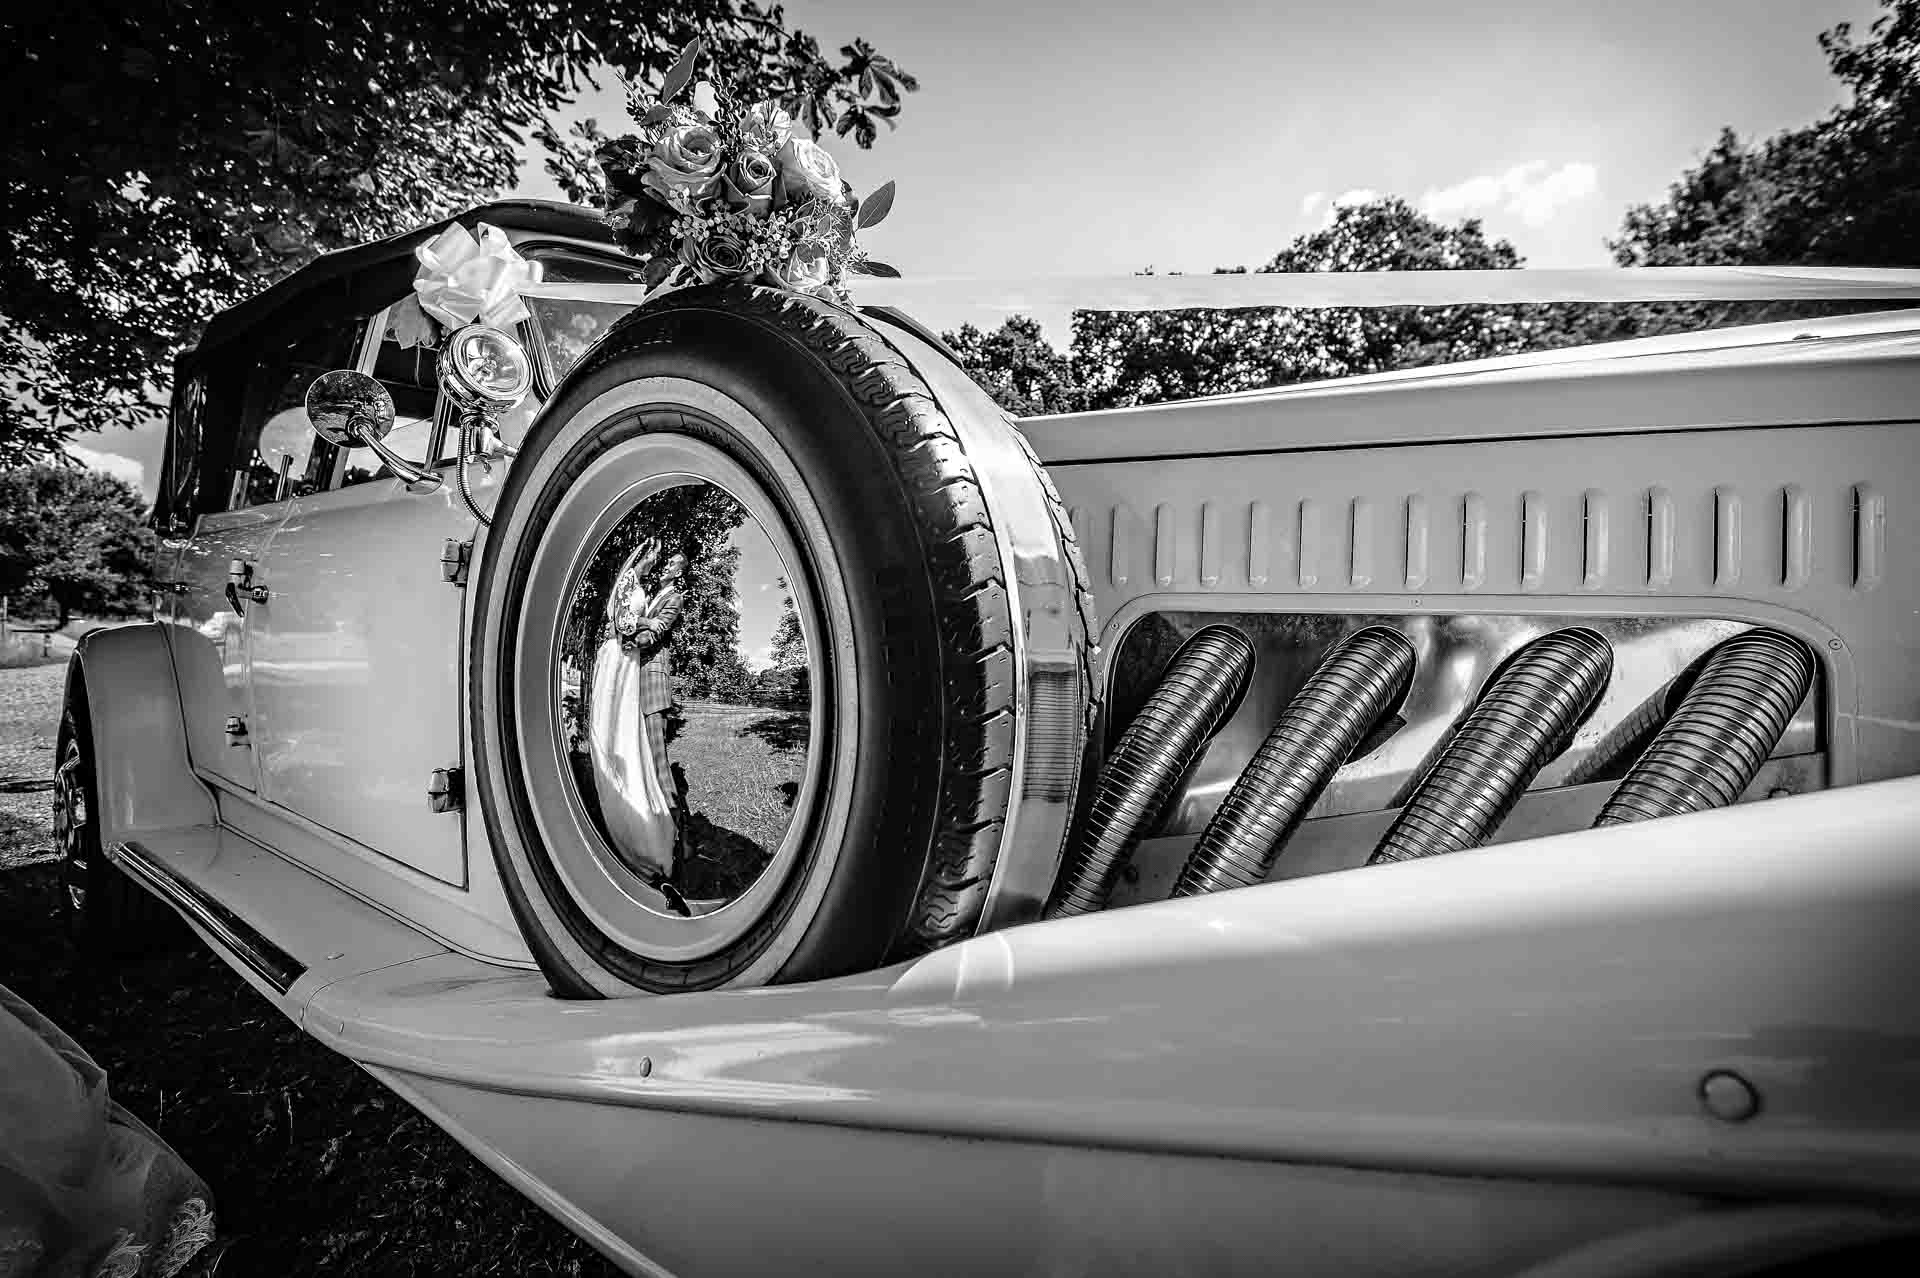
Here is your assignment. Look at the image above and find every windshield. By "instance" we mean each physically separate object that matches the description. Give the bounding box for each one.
[493,287,646,450]
[527,295,640,382]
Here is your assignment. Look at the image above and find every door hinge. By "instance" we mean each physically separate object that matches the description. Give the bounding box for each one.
[225,559,268,611]
[428,766,464,814]
[441,538,472,586]
[224,715,248,746]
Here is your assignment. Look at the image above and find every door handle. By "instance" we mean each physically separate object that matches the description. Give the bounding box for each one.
[225,559,268,612]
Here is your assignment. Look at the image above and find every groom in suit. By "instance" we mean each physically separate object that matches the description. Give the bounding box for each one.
[623,550,688,810]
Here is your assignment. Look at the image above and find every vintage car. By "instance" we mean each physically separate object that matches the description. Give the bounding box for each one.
[50,199,1920,1274]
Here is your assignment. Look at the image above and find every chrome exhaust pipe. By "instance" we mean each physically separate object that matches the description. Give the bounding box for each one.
[1370,627,1613,864]
[1174,626,1415,896]
[1045,625,1255,918]
[1595,629,1815,826]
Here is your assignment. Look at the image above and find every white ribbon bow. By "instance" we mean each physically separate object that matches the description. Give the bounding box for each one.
[412,222,544,332]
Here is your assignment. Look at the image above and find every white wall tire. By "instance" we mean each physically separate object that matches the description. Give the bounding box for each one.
[468,284,1097,996]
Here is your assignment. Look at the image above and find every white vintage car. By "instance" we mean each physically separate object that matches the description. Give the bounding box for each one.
[53,201,1920,1274]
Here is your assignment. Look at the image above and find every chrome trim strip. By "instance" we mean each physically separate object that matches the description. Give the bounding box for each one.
[110,839,306,994]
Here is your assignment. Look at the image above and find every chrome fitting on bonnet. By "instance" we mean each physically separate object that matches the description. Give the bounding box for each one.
[1370,627,1613,864]
[1595,628,1816,826]
[1175,626,1415,896]
[1046,625,1255,918]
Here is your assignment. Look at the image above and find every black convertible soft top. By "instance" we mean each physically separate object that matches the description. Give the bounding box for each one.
[157,201,618,530]
[190,199,613,359]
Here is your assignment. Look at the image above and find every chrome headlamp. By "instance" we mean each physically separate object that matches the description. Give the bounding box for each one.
[438,323,533,411]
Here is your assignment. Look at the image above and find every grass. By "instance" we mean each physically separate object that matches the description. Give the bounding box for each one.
[0,665,622,1276]
[672,698,809,860]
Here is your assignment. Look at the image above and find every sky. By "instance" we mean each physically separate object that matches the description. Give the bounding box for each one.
[73,0,1882,497]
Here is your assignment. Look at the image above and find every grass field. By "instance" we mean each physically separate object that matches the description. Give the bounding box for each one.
[671,699,808,896]
[0,665,622,1276]
[0,663,62,869]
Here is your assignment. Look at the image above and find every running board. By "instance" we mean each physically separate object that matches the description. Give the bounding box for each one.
[115,839,306,994]
[105,825,451,1016]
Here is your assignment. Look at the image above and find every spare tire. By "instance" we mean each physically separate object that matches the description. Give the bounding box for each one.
[468,284,1096,996]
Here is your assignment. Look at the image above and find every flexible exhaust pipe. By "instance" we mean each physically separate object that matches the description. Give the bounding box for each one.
[1370,627,1613,864]
[1174,626,1416,896]
[1045,625,1255,918]
[1595,628,1815,826]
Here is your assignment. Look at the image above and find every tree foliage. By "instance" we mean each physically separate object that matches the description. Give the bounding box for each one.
[948,198,1559,414]
[940,316,1083,416]
[1614,0,1920,269]
[947,3,1918,417]
[3,3,918,464]
[0,466,155,627]
[562,483,751,704]
[1069,199,1543,410]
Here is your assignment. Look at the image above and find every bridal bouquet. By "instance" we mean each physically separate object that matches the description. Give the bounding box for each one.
[595,40,897,304]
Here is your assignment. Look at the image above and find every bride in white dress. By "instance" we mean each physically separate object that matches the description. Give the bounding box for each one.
[587,538,679,888]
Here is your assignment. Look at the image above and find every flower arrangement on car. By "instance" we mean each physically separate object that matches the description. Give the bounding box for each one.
[594,39,898,303]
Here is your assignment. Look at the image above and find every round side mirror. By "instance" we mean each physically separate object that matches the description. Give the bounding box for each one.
[306,370,396,447]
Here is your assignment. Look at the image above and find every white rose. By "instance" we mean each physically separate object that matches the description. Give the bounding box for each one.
[766,239,833,294]
[778,138,844,205]
[641,123,724,209]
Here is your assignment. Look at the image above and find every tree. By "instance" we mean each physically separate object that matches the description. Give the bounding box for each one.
[3,3,918,464]
[1075,199,1554,410]
[941,316,1083,417]
[1588,0,1920,341]
[1614,0,1920,270]
[0,466,155,628]
[950,198,1554,415]
[768,583,805,670]
[561,483,751,704]
[758,581,809,709]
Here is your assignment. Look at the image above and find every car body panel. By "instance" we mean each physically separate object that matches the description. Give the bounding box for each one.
[105,778,1920,1274]
[1045,421,1917,788]
[165,506,282,792]
[251,475,483,887]
[94,220,1920,1272]
[1023,313,1920,463]
[67,626,216,843]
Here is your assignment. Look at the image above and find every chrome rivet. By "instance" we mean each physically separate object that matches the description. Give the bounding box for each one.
[639,1057,653,1078]
[1700,1069,1761,1122]
[1827,638,1842,650]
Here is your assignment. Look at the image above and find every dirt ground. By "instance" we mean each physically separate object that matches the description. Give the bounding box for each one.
[0,665,621,1276]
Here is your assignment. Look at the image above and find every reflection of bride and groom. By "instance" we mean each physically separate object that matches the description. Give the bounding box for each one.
[588,536,690,905]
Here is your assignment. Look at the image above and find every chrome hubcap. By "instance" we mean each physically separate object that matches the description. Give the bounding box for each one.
[518,426,835,961]
[53,737,88,910]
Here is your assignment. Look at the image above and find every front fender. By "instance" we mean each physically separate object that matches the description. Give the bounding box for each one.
[69,623,215,842]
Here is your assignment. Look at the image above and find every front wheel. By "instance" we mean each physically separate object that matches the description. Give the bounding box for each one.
[467,284,1096,996]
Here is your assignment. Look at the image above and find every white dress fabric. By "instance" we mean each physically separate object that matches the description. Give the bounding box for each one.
[587,634,676,879]
[0,985,215,1277]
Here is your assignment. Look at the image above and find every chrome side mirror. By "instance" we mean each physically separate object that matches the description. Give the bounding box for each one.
[304,370,442,493]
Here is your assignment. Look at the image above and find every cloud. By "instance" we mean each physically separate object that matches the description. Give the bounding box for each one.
[65,443,145,491]
[1330,187,1380,209]
[1298,190,1325,217]
[1420,161,1598,228]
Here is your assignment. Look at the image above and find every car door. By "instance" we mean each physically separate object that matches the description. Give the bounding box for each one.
[164,316,367,794]
[248,306,477,886]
